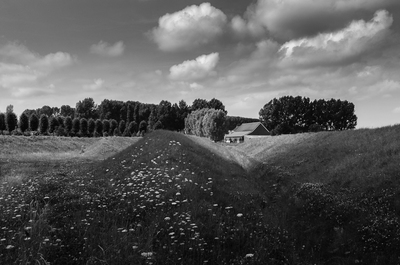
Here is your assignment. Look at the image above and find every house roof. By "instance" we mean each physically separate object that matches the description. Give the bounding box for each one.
[234,122,265,132]
[225,122,269,138]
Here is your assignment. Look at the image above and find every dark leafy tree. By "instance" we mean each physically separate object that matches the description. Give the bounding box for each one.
[19,113,29,133]
[60,105,75,118]
[88,118,95,136]
[49,116,60,134]
[127,121,137,136]
[109,119,118,135]
[75,97,98,119]
[29,114,39,132]
[39,114,49,135]
[72,118,80,134]
[139,120,147,133]
[80,118,88,136]
[102,120,110,136]
[126,104,133,124]
[154,121,163,130]
[208,98,227,113]
[23,109,37,118]
[38,105,53,117]
[0,113,6,134]
[6,105,14,113]
[119,120,126,135]
[6,111,17,132]
[148,110,158,130]
[95,119,103,137]
[259,96,357,134]
[191,98,209,111]
[57,116,64,128]
[64,116,73,135]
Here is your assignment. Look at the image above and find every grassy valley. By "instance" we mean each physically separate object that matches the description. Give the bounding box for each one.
[1,127,400,264]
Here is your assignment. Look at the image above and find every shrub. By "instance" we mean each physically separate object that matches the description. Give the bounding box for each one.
[19,113,29,132]
[119,120,126,135]
[72,118,80,134]
[88,118,95,136]
[95,119,103,136]
[0,112,6,134]
[49,116,60,135]
[39,114,49,135]
[80,118,88,136]
[29,113,39,132]
[110,119,118,135]
[6,111,17,132]
[103,119,110,135]
[154,121,163,130]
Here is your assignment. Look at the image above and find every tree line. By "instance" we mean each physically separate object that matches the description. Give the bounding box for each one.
[0,98,231,137]
[259,96,357,135]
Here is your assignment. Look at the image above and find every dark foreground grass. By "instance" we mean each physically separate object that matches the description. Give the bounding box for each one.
[1,129,400,264]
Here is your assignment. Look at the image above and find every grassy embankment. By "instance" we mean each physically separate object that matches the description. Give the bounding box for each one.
[1,126,400,264]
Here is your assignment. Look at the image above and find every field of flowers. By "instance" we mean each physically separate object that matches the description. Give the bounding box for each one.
[1,129,400,264]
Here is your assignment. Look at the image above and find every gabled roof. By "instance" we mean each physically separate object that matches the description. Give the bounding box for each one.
[233,122,263,132]
[225,122,269,138]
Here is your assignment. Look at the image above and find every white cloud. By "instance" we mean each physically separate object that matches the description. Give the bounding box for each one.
[393,107,400,114]
[150,3,227,52]
[238,0,399,40]
[83,79,105,90]
[169,53,219,81]
[279,10,393,66]
[0,42,74,97]
[90,41,125,57]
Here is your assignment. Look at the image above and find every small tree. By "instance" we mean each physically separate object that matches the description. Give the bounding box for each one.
[119,120,126,136]
[154,121,163,130]
[49,116,59,135]
[0,113,6,134]
[80,118,88,136]
[109,119,118,136]
[6,111,18,132]
[19,113,29,133]
[139,120,147,133]
[57,116,64,128]
[39,114,49,135]
[88,118,95,136]
[102,119,110,136]
[29,113,39,132]
[64,116,73,135]
[127,121,137,136]
[95,119,103,137]
[72,118,80,135]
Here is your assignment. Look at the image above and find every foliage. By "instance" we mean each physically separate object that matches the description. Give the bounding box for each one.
[185,108,227,141]
[75,97,98,119]
[109,119,118,136]
[5,111,17,132]
[72,118,80,135]
[118,120,126,135]
[139,120,147,133]
[60,105,75,118]
[80,118,88,136]
[88,118,95,136]
[64,116,73,134]
[39,114,49,135]
[154,120,163,130]
[29,114,39,132]
[102,119,110,136]
[259,96,357,134]
[18,113,29,133]
[48,116,59,134]
[0,113,6,133]
[95,119,103,137]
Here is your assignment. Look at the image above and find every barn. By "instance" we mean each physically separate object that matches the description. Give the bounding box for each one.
[224,122,270,143]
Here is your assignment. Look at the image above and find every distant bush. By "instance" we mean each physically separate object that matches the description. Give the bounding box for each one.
[110,119,118,135]
[39,114,49,135]
[19,113,29,133]
[88,118,95,136]
[29,113,39,132]
[95,119,103,136]
[72,118,80,135]
[80,118,88,136]
[6,111,17,132]
[49,116,60,135]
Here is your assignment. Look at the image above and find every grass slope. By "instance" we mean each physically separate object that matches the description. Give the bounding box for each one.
[1,129,400,264]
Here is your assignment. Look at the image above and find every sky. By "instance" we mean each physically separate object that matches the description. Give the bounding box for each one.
[1,0,400,128]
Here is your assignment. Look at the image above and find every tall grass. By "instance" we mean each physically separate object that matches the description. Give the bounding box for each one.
[1,128,400,264]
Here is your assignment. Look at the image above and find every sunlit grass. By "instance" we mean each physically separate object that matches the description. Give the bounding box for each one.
[1,128,400,264]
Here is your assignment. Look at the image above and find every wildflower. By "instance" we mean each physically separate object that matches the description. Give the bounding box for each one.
[237,213,243,217]
[164,217,171,221]
[132,245,138,250]
[245,253,254,258]
[141,252,153,258]
[6,245,15,249]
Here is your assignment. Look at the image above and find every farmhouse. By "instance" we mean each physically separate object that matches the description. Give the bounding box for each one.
[224,122,270,143]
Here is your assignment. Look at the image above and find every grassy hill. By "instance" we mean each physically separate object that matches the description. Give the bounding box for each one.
[1,128,400,264]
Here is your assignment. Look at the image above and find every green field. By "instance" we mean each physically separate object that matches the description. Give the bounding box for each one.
[1,127,400,264]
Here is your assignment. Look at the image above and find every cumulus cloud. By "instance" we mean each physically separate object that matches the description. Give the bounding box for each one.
[90,41,125,57]
[150,3,227,52]
[0,42,74,97]
[169,53,219,81]
[238,0,399,41]
[83,79,105,90]
[279,10,393,66]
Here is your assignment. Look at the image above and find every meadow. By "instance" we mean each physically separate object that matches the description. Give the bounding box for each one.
[1,126,400,264]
